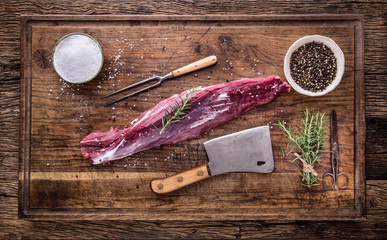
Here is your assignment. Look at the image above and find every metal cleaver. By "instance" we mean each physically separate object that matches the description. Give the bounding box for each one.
[150,126,274,194]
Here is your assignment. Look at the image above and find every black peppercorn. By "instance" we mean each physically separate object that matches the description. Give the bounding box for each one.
[290,41,337,92]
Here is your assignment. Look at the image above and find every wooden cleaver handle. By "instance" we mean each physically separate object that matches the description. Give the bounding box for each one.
[171,55,217,77]
[150,164,211,194]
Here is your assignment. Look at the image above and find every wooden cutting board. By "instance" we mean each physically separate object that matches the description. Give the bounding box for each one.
[20,15,365,220]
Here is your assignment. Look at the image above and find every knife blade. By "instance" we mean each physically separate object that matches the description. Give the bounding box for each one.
[150,126,274,194]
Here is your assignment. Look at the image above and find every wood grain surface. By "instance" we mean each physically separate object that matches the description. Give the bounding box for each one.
[19,15,364,220]
[0,0,386,239]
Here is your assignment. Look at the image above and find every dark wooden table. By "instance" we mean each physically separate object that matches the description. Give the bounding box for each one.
[1,0,386,239]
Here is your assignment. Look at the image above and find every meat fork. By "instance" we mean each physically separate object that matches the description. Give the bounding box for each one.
[103,55,217,106]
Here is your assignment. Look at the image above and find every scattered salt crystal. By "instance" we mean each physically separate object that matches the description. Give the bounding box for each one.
[113,55,121,61]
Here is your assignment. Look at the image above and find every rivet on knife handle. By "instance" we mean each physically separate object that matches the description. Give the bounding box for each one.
[150,164,210,194]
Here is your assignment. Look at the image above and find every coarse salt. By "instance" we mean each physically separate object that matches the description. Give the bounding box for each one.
[53,34,103,84]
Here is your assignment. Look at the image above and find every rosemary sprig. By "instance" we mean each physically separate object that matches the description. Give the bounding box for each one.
[275,108,328,188]
[153,88,196,134]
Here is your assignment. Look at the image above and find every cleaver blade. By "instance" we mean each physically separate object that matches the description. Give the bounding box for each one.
[150,126,274,194]
[205,125,274,176]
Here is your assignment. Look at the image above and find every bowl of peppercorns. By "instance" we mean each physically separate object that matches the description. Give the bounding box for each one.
[284,35,345,96]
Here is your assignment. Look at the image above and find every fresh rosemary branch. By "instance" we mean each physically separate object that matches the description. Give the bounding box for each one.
[153,88,196,134]
[280,143,285,158]
[275,108,328,188]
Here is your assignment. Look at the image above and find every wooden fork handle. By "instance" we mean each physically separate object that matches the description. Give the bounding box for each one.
[172,55,217,77]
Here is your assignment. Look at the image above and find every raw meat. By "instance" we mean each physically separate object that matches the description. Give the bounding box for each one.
[81,75,291,164]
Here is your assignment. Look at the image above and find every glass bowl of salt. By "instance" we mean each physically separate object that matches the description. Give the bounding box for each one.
[52,33,104,84]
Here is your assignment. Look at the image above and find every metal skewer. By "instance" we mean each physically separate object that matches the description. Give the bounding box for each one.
[103,55,217,107]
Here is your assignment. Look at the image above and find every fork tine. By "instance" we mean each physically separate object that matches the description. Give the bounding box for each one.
[104,80,162,107]
[102,76,161,99]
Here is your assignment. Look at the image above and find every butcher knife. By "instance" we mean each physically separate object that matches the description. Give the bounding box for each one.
[150,126,274,194]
